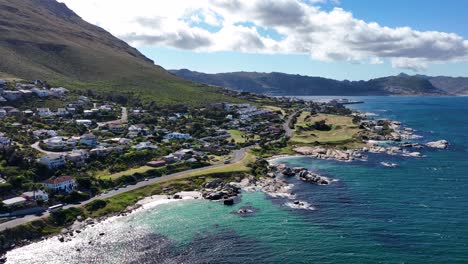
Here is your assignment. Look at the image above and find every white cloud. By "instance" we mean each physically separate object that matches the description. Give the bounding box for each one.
[59,0,468,71]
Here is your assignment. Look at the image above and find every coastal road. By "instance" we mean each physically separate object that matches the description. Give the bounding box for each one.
[283,109,303,138]
[0,147,250,231]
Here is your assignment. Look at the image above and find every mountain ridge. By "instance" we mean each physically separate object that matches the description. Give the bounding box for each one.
[171,69,463,96]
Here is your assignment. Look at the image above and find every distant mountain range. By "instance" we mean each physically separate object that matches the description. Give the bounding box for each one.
[170,69,468,96]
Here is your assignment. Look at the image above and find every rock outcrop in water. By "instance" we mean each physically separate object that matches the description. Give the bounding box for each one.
[426,140,449,149]
[272,164,332,185]
[297,169,331,185]
[201,179,240,202]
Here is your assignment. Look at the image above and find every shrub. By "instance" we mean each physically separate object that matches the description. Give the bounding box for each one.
[85,199,107,212]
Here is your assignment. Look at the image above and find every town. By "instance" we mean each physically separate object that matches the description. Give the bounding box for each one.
[0,78,295,219]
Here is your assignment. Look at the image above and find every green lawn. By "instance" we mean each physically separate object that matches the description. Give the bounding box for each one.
[228,129,247,143]
[291,113,362,144]
[99,166,155,180]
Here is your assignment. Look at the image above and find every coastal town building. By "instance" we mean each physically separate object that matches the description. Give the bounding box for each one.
[44,176,76,193]
[2,197,27,207]
[43,136,66,148]
[132,141,158,151]
[164,132,191,140]
[80,134,98,146]
[37,155,66,169]
[22,190,49,201]
[76,119,92,126]
[147,160,167,167]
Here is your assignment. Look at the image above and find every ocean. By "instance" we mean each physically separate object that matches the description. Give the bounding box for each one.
[5,96,468,264]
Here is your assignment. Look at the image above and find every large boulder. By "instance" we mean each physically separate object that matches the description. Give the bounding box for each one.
[426,140,449,149]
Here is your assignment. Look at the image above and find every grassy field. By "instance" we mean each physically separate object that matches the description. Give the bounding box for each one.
[228,129,247,143]
[181,152,255,178]
[98,166,155,180]
[291,113,362,144]
[262,105,286,116]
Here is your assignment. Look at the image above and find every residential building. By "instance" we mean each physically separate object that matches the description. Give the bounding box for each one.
[37,155,66,169]
[0,109,6,118]
[164,132,191,140]
[33,129,57,138]
[31,88,49,98]
[43,136,66,148]
[2,197,27,207]
[56,108,68,116]
[44,176,76,193]
[37,108,53,117]
[66,150,89,165]
[132,141,158,151]
[80,134,97,146]
[147,160,167,167]
[76,119,92,126]
[22,190,49,201]
[50,87,69,96]
[3,91,22,101]
[0,133,12,146]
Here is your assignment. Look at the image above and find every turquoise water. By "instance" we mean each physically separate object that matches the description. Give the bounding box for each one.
[6,97,468,263]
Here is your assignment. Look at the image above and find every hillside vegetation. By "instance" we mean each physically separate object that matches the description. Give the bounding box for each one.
[0,0,237,105]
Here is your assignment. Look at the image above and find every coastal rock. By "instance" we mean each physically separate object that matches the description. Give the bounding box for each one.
[201,179,240,202]
[426,140,449,149]
[297,169,331,185]
[293,146,362,162]
[223,198,234,206]
[282,167,295,176]
[407,152,423,157]
[234,206,258,217]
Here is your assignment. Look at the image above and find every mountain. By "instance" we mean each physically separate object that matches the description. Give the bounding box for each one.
[416,75,468,95]
[0,0,235,105]
[170,69,455,96]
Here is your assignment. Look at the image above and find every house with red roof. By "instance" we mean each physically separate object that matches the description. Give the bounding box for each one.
[44,176,76,193]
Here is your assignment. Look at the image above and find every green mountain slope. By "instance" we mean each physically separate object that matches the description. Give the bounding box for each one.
[0,0,236,105]
[171,69,449,96]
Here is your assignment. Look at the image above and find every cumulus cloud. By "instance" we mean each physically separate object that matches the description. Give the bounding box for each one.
[59,0,468,71]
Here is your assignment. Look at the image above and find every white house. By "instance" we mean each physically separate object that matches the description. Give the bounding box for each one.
[76,119,92,126]
[0,134,12,146]
[80,134,97,146]
[37,155,66,169]
[2,197,27,207]
[33,129,57,138]
[36,108,53,117]
[44,176,76,193]
[56,108,68,116]
[22,190,49,201]
[43,136,66,148]
[50,87,69,96]
[66,150,89,165]
[164,132,191,140]
[3,91,22,101]
[31,88,49,98]
[132,141,158,151]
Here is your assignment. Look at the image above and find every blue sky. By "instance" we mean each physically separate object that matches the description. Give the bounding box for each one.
[61,0,468,80]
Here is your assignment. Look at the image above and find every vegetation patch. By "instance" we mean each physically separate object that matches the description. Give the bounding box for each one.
[291,113,362,144]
